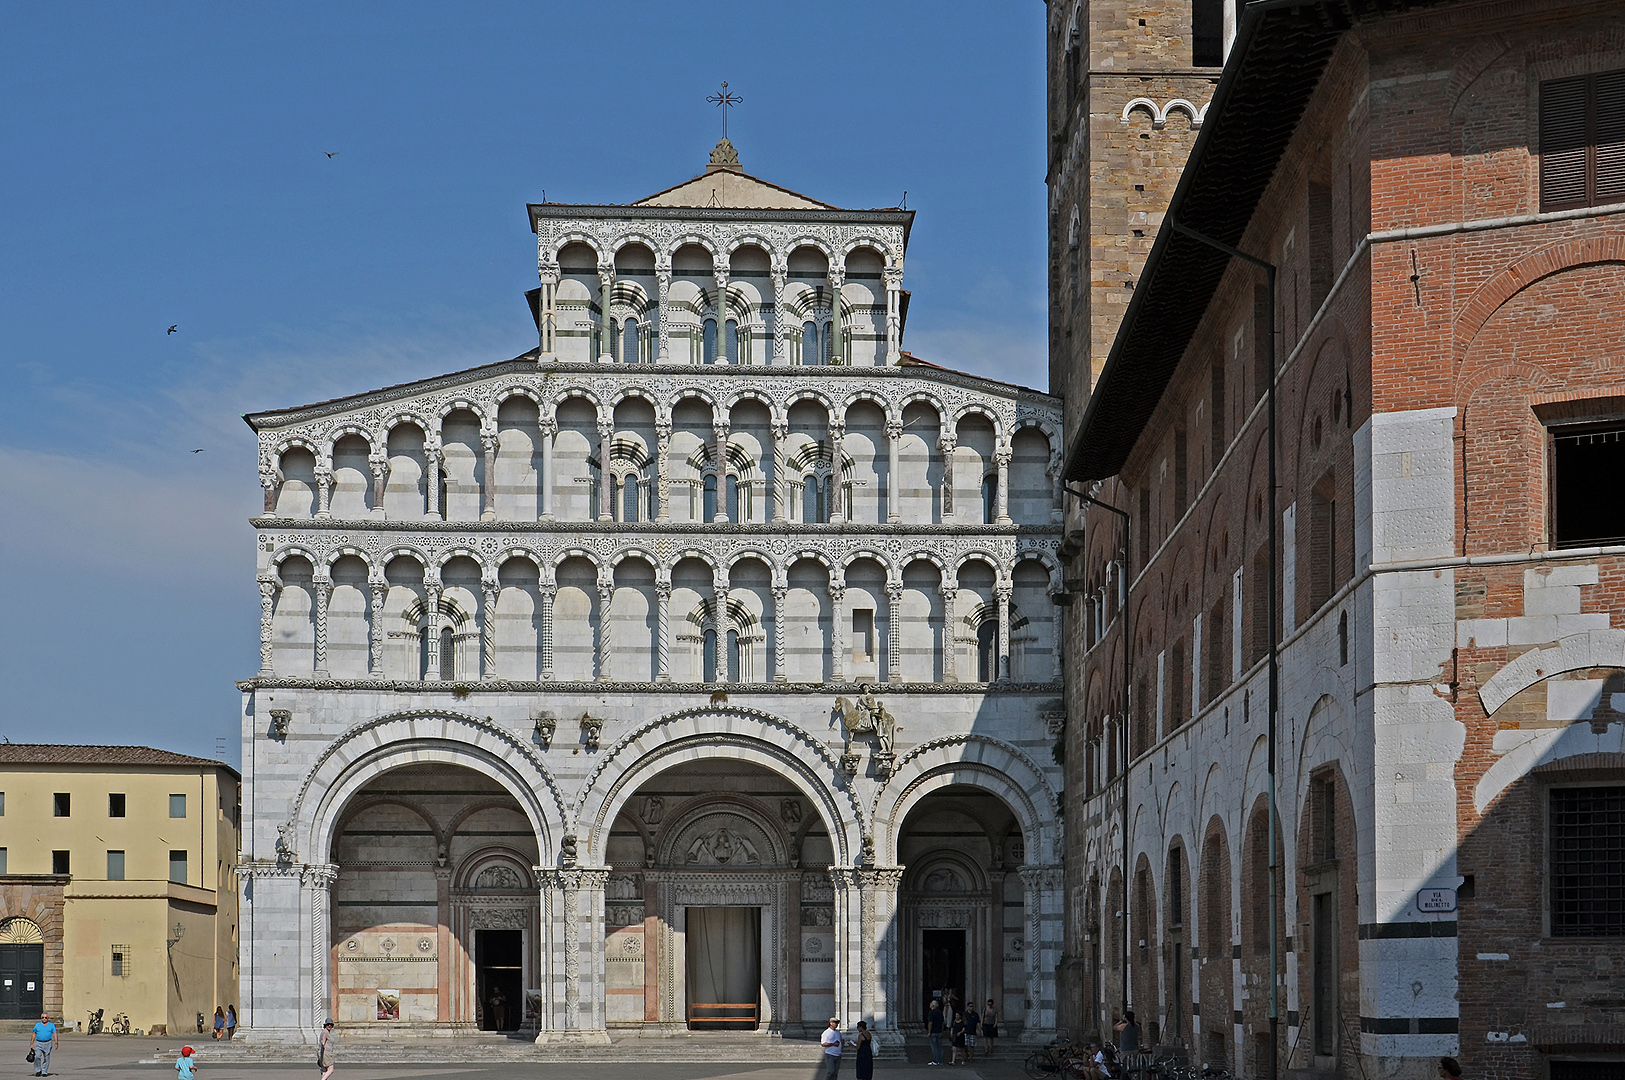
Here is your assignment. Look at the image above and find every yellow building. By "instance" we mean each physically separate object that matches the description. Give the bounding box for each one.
[0,745,239,1036]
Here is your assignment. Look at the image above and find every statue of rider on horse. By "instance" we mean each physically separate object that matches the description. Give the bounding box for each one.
[833,685,899,755]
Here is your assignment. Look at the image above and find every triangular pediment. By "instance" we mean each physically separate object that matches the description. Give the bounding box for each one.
[633,169,834,211]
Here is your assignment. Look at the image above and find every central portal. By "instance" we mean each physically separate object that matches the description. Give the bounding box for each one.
[685,906,761,1031]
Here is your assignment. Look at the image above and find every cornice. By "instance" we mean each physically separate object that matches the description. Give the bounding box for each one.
[251,518,1063,537]
[529,203,913,229]
[237,676,1064,695]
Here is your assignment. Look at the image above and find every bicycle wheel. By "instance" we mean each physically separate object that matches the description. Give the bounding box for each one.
[1026,1051,1060,1079]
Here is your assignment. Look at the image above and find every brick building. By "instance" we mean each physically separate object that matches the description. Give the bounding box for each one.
[1051,2,1625,1079]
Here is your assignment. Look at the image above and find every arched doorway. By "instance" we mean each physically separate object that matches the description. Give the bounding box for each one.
[602,758,831,1036]
[328,764,540,1031]
[896,787,1025,1036]
[0,918,44,1019]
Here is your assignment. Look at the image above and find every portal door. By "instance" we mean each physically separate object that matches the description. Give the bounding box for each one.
[475,930,523,1031]
[0,944,43,1020]
[921,929,966,1020]
[685,906,761,1031]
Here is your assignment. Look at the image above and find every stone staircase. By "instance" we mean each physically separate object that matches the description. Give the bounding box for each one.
[143,1029,880,1065]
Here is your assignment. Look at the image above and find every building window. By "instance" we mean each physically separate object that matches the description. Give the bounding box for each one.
[977,620,997,682]
[1551,422,1625,547]
[169,850,188,885]
[982,475,997,524]
[439,627,455,680]
[623,320,640,364]
[802,475,829,523]
[1539,71,1625,213]
[853,609,875,663]
[170,793,187,819]
[702,474,718,521]
[1192,0,1224,66]
[1550,786,1625,937]
[1173,428,1189,519]
[53,793,70,817]
[1309,471,1338,610]
[0,849,6,874]
[620,476,640,523]
[703,317,718,364]
[52,850,70,875]
[726,318,740,364]
[702,628,718,683]
[109,793,125,817]
[0,791,5,815]
[111,945,130,977]
[107,850,125,881]
[727,476,742,522]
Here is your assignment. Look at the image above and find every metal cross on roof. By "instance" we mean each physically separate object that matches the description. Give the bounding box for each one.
[707,81,742,139]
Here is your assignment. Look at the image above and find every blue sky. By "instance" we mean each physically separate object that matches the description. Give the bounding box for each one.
[0,2,1046,764]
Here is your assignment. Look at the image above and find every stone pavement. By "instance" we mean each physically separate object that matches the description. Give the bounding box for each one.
[1,1032,1035,1079]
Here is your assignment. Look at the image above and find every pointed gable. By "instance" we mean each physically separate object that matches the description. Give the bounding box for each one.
[631,138,836,210]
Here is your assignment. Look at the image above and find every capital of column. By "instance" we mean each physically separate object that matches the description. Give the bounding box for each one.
[771,420,788,441]
[994,448,1013,469]
[539,866,612,892]
[654,581,672,600]
[539,415,558,437]
[883,266,904,289]
[827,268,846,290]
[994,583,1013,603]
[885,580,904,602]
[597,263,615,289]
[538,259,561,284]
[712,422,730,441]
[885,420,903,441]
[858,866,906,891]
[828,420,846,441]
[597,417,615,439]
[938,435,957,454]
[829,583,847,604]
[1017,864,1064,891]
[771,584,787,602]
[302,862,340,889]
[481,431,499,454]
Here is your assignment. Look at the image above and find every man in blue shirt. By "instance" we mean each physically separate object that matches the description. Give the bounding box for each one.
[30,1013,56,1076]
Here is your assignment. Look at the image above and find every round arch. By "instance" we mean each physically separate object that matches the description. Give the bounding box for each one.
[577,705,862,866]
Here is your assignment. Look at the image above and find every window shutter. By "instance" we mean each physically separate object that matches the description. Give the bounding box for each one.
[1541,75,1591,211]
[1595,70,1625,205]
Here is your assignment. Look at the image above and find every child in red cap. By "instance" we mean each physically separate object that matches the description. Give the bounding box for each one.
[176,1045,197,1080]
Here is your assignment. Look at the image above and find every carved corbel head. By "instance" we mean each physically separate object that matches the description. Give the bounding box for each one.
[268,709,292,740]
[579,713,603,751]
[533,711,557,748]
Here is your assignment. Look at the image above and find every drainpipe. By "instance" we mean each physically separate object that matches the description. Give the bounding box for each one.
[1168,214,1279,1080]
[1065,484,1131,1031]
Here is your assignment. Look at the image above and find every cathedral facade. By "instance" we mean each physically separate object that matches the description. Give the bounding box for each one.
[236,141,1065,1047]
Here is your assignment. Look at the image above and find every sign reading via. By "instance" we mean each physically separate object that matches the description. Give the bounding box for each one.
[1416,887,1458,913]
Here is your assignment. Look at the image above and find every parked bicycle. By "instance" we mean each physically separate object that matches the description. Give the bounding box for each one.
[1024,1039,1095,1079]
[109,1012,130,1035]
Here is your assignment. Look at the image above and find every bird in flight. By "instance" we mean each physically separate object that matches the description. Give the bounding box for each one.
[324,151,339,158]
[167,324,179,334]
[191,448,206,454]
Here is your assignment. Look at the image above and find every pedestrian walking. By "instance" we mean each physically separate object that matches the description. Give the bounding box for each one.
[212,1007,226,1040]
[926,998,945,1066]
[854,1020,874,1080]
[176,1045,198,1080]
[821,1017,853,1079]
[950,1009,967,1065]
[981,1000,998,1058]
[29,1013,55,1077]
[963,1002,979,1059]
[317,1018,336,1080]
[225,1005,237,1040]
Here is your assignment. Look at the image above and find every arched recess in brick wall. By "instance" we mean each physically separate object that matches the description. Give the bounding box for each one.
[1197,816,1234,1069]
[1292,754,1360,1072]
[1453,238,1625,362]
[1239,433,1274,673]
[1131,587,1164,760]
[1294,335,1355,616]
[1162,839,1193,1052]
[1130,852,1162,1043]
[1198,491,1234,711]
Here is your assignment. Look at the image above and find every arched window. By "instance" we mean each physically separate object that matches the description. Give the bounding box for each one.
[977,620,997,682]
[802,474,829,523]
[727,629,740,682]
[802,321,820,366]
[702,475,718,521]
[982,474,997,524]
[703,318,718,364]
[609,319,620,361]
[726,476,741,522]
[726,318,740,363]
[419,625,431,680]
[439,626,455,680]
[621,477,640,522]
[623,320,639,364]
[702,628,718,682]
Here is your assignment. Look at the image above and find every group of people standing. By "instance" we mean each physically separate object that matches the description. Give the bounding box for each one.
[924,995,998,1066]
[208,1005,237,1040]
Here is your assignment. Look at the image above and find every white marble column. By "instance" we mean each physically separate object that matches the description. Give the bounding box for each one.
[771,263,788,364]
[1048,450,1065,523]
[314,457,333,518]
[864,868,906,1042]
[596,580,613,681]
[713,422,730,523]
[771,420,788,521]
[1018,865,1064,1042]
[259,455,279,516]
[368,573,386,679]
[597,263,615,362]
[939,584,958,683]
[539,415,556,520]
[827,265,846,366]
[425,441,444,519]
[423,573,443,681]
[939,433,956,521]
[655,258,671,362]
[829,418,847,524]
[995,443,1012,524]
[538,867,612,1045]
[655,420,671,520]
[539,583,557,681]
[258,576,278,675]
[368,447,388,519]
[995,582,1012,682]
[772,584,788,682]
[480,429,499,521]
[482,578,499,680]
[655,580,671,681]
[713,576,731,680]
[313,573,332,678]
[886,419,903,523]
[303,863,339,1030]
[886,580,903,683]
[884,264,904,365]
[537,258,560,358]
[713,265,731,363]
[830,582,847,683]
[597,418,615,521]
